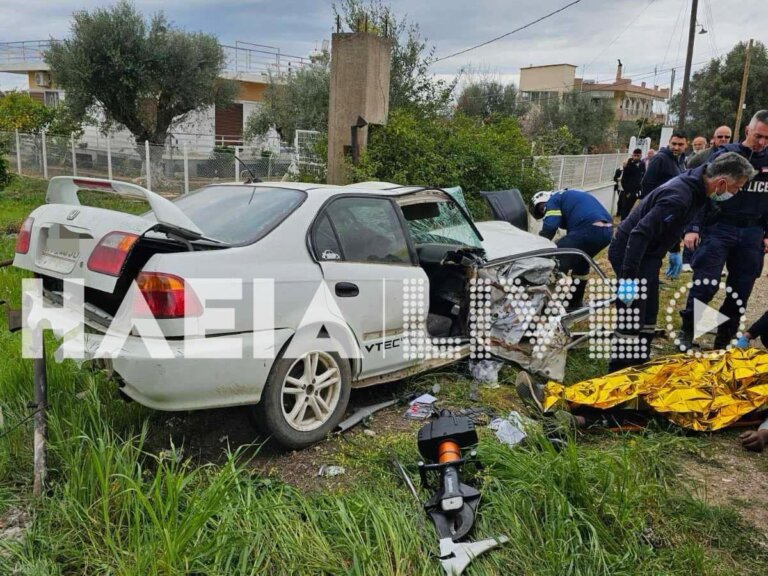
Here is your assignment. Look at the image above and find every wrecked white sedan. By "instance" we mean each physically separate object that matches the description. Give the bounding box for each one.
[13,177,606,448]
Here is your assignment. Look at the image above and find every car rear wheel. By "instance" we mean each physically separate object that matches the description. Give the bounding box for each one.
[254,350,351,449]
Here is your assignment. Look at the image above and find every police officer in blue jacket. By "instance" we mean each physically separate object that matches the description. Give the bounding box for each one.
[531,189,613,309]
[607,153,755,372]
[679,110,768,350]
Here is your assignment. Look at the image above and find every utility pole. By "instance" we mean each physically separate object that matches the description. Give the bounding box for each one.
[734,39,754,141]
[667,68,676,125]
[677,0,699,131]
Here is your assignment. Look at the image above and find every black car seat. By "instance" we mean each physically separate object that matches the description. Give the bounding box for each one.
[480,189,529,231]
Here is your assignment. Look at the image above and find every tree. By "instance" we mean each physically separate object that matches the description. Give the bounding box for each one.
[456,80,526,119]
[670,41,768,137]
[246,0,454,143]
[350,110,551,218]
[525,91,615,152]
[0,91,64,133]
[244,51,331,145]
[45,1,236,148]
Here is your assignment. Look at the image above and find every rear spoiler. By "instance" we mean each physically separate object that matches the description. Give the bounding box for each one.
[46,176,204,238]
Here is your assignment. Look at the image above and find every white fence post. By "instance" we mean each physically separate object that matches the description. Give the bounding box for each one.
[145,140,151,190]
[557,156,566,189]
[70,134,77,176]
[15,130,22,174]
[580,156,589,188]
[183,143,189,194]
[106,133,113,181]
[599,155,606,183]
[41,130,48,179]
[268,154,272,179]
[234,146,241,183]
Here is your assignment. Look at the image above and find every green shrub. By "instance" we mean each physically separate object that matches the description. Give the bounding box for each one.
[350,110,551,219]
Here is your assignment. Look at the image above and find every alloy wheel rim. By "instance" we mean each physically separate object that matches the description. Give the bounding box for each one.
[280,351,342,432]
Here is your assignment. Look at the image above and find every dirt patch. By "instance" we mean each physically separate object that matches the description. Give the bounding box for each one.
[677,433,768,530]
[0,506,30,544]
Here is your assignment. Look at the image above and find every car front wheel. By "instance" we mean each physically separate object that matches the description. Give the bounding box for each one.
[254,350,351,449]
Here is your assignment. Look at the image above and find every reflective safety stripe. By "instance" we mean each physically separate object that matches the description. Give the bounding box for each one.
[544,210,562,217]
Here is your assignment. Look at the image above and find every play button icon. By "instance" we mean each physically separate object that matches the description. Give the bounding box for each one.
[693,298,730,340]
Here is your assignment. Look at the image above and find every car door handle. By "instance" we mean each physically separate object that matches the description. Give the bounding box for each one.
[335,282,359,297]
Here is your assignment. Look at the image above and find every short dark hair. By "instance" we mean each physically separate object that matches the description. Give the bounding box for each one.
[632,148,642,154]
[670,131,687,140]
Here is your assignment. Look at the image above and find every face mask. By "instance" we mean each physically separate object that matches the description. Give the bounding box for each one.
[713,192,734,202]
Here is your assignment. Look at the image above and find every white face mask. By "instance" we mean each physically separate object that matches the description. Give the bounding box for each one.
[713,191,734,202]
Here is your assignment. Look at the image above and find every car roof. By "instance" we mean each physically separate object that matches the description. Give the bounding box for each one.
[213,180,436,198]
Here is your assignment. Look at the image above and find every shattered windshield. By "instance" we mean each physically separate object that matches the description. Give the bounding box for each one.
[167,185,305,244]
[401,199,482,248]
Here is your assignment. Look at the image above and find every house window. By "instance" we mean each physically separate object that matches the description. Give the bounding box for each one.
[44,91,59,107]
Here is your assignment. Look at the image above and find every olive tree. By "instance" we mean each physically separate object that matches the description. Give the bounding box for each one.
[46,1,236,177]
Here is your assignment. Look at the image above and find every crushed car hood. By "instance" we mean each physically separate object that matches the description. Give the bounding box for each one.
[475,221,556,260]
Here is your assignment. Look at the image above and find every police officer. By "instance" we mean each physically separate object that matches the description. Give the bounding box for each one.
[680,110,768,350]
[531,188,613,309]
[607,153,755,372]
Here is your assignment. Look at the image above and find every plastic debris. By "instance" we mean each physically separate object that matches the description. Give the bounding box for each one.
[404,403,434,420]
[318,465,346,477]
[543,349,768,431]
[469,359,503,386]
[363,429,377,437]
[411,393,438,405]
[488,411,533,447]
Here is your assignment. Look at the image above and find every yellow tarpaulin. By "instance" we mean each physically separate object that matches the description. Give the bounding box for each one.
[543,349,768,431]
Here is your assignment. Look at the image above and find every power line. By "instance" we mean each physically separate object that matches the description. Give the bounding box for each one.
[433,0,583,64]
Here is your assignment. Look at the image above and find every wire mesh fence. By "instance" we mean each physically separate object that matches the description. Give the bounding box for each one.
[534,153,625,190]
[3,130,625,196]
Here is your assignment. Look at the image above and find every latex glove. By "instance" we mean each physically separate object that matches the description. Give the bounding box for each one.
[735,335,750,349]
[665,252,682,279]
[616,278,639,306]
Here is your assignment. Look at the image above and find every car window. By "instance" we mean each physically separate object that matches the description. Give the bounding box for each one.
[166,185,305,244]
[314,213,342,261]
[318,197,412,264]
[401,200,482,248]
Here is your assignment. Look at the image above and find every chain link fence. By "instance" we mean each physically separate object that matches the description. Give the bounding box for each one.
[3,130,625,197]
[535,153,625,190]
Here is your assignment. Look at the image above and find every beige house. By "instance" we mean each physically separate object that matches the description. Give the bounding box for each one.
[0,40,307,147]
[519,62,669,123]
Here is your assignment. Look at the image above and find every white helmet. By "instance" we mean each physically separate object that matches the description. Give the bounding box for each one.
[531,190,553,209]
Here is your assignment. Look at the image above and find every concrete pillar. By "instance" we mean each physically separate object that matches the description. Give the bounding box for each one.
[327,33,393,185]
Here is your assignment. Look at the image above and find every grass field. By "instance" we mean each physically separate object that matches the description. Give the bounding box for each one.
[0,176,766,575]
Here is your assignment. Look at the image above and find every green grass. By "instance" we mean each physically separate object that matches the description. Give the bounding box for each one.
[0,177,766,574]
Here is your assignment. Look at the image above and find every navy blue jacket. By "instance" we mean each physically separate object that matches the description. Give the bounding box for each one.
[611,165,711,278]
[640,147,686,197]
[687,143,768,235]
[539,189,612,240]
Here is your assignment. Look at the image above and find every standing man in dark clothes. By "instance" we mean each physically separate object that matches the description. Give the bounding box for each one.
[617,149,645,220]
[531,189,613,310]
[641,132,687,197]
[680,110,768,350]
[641,133,688,279]
[607,153,755,372]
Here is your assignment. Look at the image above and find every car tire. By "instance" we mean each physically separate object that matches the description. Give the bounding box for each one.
[254,349,351,449]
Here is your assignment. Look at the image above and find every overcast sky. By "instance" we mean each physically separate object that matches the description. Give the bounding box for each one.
[0,0,762,94]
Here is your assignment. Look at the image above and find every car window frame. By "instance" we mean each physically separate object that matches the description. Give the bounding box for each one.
[308,194,419,266]
[167,184,308,247]
[396,188,485,247]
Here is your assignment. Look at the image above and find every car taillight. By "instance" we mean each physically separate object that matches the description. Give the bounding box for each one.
[15,217,34,254]
[87,232,139,276]
[135,272,202,319]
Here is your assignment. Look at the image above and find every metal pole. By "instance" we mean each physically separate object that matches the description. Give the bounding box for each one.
[15,129,22,174]
[32,341,48,498]
[71,134,77,176]
[145,140,151,190]
[41,130,47,179]
[557,157,566,189]
[677,0,699,131]
[734,39,754,142]
[268,154,272,179]
[666,68,676,125]
[599,155,606,183]
[235,146,241,183]
[183,143,189,194]
[580,157,589,188]
[106,133,113,180]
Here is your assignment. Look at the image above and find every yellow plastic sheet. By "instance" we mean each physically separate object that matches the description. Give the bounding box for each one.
[543,349,768,431]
